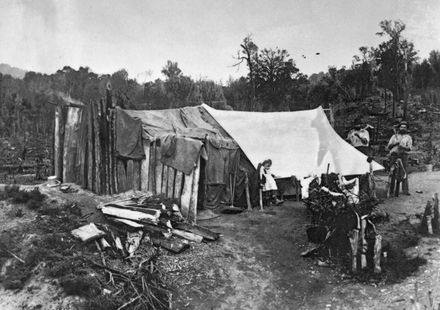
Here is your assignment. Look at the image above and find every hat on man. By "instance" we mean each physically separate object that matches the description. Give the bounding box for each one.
[400,121,408,128]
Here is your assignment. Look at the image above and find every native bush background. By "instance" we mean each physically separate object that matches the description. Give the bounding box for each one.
[0,19,439,172]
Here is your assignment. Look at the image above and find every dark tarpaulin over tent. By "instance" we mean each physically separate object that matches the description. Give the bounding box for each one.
[116,106,259,208]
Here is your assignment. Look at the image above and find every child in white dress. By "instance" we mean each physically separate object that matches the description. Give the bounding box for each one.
[259,159,283,206]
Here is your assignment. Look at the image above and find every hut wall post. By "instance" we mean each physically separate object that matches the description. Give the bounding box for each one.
[188,158,201,224]
[141,142,151,192]
[54,105,62,180]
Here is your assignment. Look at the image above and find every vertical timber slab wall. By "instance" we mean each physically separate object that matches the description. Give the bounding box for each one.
[180,170,194,219]
[86,103,94,192]
[62,107,82,183]
[136,138,199,222]
[54,105,68,181]
[174,171,184,203]
[148,142,156,193]
[59,90,118,195]
[54,105,62,179]
[141,142,151,192]
[161,165,168,196]
[167,167,176,199]
[188,158,200,223]
[155,145,163,195]
[76,107,88,188]
[132,161,141,191]
[60,100,201,223]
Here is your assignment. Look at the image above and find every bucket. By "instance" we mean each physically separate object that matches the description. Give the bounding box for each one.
[426,164,433,172]
[47,176,60,187]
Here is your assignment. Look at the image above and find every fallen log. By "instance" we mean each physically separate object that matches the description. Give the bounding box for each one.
[171,229,203,243]
[100,206,160,224]
[173,222,220,241]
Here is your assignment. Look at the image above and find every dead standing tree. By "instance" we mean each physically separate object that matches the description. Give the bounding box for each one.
[234,35,259,111]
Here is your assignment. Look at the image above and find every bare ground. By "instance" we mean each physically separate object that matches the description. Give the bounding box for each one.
[0,171,439,310]
[163,171,440,310]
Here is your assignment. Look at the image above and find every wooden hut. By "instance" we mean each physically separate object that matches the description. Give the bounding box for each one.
[53,91,261,223]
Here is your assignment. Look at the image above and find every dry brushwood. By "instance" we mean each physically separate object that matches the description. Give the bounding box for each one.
[89,260,170,310]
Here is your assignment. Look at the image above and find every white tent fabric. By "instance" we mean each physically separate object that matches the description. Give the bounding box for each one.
[202,104,384,178]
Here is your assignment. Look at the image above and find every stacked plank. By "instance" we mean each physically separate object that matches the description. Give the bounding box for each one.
[98,195,219,254]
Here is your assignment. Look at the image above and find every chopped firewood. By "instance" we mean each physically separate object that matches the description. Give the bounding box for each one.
[104,203,162,216]
[115,236,124,252]
[126,230,144,257]
[71,223,105,242]
[171,229,203,243]
[112,218,144,228]
[100,206,160,224]
[99,237,111,249]
[173,222,220,241]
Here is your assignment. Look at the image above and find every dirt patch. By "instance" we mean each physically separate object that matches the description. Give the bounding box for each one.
[158,172,440,309]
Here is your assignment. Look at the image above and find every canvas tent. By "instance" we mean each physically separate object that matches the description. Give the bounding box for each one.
[202,104,383,178]
[55,99,384,222]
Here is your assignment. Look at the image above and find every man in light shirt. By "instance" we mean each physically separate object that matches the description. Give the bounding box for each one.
[387,121,412,195]
[347,120,370,155]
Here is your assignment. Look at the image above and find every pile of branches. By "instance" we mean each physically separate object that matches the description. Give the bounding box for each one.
[302,173,385,274]
[304,174,377,227]
[86,242,170,310]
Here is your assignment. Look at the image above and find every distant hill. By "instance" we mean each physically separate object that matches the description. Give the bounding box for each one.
[0,63,26,79]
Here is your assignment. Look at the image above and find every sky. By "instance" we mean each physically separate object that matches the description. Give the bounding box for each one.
[0,0,439,83]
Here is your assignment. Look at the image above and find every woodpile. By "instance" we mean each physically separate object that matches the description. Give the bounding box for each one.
[302,173,384,274]
[93,194,220,255]
[68,194,220,309]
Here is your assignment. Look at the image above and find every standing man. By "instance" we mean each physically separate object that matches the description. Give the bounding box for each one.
[347,120,370,155]
[387,121,412,195]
